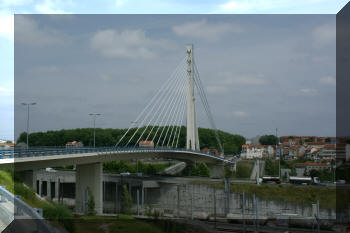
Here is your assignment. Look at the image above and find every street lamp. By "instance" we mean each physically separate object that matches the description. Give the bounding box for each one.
[89,113,101,147]
[21,102,36,149]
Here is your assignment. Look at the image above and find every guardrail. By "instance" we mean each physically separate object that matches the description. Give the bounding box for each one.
[0,185,62,233]
[0,186,14,228]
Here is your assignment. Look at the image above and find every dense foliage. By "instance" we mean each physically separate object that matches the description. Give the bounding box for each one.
[122,184,132,214]
[233,160,254,178]
[182,162,210,177]
[103,160,170,175]
[259,134,278,145]
[17,127,245,154]
[264,158,280,176]
[0,169,74,232]
[308,169,334,182]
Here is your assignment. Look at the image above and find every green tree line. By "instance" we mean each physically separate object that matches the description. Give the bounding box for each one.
[103,160,170,175]
[17,126,245,154]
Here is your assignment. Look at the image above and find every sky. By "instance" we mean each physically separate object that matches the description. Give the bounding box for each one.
[0,0,348,141]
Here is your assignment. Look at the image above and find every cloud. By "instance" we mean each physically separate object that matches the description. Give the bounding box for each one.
[0,86,13,96]
[300,88,318,96]
[219,72,268,85]
[219,0,256,11]
[15,15,63,46]
[217,0,345,13]
[206,85,227,94]
[206,72,268,94]
[34,0,72,14]
[217,0,288,13]
[312,23,335,47]
[320,76,335,85]
[90,29,174,59]
[30,65,59,73]
[0,14,13,40]
[232,111,247,117]
[115,0,127,7]
[172,19,242,42]
[0,0,31,7]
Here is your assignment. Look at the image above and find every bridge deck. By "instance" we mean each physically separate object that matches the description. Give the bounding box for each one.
[0,147,234,170]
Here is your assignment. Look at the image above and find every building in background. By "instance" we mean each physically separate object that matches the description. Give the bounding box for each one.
[295,161,331,176]
[0,141,15,150]
[138,140,154,148]
[66,141,84,147]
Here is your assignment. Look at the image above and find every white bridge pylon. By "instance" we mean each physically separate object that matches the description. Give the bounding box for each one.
[116,45,223,153]
[186,45,200,151]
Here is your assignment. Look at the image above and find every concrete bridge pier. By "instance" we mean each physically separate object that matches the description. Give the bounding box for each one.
[75,163,103,214]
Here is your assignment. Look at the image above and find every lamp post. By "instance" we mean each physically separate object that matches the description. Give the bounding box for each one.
[276,127,281,178]
[21,102,36,149]
[89,113,101,147]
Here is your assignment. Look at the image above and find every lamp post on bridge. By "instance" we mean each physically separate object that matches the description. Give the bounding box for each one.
[21,102,36,149]
[89,113,101,148]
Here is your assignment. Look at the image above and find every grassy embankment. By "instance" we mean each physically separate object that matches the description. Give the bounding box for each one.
[0,169,74,231]
[1,169,208,233]
[193,179,336,210]
[73,215,207,233]
[232,160,254,178]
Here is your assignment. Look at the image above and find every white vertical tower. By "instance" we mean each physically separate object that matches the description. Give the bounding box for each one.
[186,44,200,150]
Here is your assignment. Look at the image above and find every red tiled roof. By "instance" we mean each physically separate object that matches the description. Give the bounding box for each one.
[324,144,335,148]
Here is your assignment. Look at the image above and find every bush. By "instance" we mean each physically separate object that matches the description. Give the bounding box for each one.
[87,187,96,216]
[197,162,210,177]
[233,160,254,178]
[42,202,74,232]
[116,214,134,220]
[122,184,132,214]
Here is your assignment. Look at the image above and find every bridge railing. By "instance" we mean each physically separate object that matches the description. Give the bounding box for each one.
[0,147,233,163]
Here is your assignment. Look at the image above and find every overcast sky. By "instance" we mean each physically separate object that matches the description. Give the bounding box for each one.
[11,14,336,140]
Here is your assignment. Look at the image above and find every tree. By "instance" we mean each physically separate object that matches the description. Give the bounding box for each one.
[197,162,210,177]
[224,166,234,178]
[87,187,96,216]
[122,184,132,214]
[145,164,157,175]
[265,158,279,176]
[259,135,278,145]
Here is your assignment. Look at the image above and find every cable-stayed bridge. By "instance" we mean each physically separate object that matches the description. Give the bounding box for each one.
[0,45,234,214]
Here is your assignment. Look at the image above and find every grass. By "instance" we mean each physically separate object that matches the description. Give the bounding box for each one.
[230,183,336,209]
[233,160,254,178]
[0,169,14,192]
[73,215,208,233]
[73,216,163,233]
[0,169,74,232]
[192,180,336,210]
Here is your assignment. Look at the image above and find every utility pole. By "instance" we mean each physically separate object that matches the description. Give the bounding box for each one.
[186,45,199,151]
[89,113,101,147]
[213,186,217,229]
[21,102,36,149]
[177,185,180,218]
[254,194,259,233]
[191,184,194,220]
[276,127,281,178]
[316,200,320,233]
[242,192,246,233]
